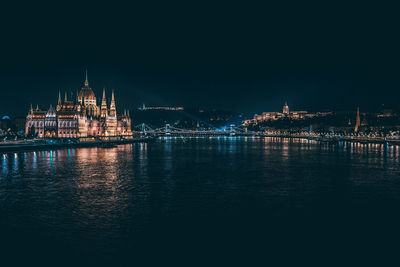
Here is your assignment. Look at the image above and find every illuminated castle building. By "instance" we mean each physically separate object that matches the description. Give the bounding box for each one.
[25,72,132,138]
[244,102,318,125]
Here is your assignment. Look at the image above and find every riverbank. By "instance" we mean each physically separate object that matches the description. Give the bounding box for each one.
[263,134,400,146]
[0,136,154,153]
[1,134,399,154]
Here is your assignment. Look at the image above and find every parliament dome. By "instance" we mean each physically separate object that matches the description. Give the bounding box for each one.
[78,87,96,99]
[78,70,96,99]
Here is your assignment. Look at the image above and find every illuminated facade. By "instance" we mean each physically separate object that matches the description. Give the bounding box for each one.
[138,103,184,111]
[25,72,132,138]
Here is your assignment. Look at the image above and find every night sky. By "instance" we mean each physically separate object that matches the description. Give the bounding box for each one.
[1,2,399,117]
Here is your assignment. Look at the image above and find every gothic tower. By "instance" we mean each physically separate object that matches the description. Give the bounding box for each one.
[109,90,117,117]
[57,91,62,111]
[106,90,117,136]
[100,88,108,119]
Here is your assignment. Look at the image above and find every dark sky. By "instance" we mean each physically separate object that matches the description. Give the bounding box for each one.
[1,2,399,117]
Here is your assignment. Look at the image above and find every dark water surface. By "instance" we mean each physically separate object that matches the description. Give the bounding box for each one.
[1,137,400,266]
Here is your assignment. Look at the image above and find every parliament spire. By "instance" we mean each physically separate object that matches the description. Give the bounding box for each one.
[84,69,89,87]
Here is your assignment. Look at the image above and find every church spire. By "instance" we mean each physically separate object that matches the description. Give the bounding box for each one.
[354,107,360,133]
[84,69,89,87]
[64,91,68,102]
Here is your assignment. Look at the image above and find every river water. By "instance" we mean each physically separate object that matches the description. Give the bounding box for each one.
[1,137,400,265]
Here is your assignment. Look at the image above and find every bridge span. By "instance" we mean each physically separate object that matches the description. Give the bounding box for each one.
[133,123,260,137]
[132,124,400,146]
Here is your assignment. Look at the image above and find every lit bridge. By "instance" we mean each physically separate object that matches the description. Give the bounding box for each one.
[133,123,260,137]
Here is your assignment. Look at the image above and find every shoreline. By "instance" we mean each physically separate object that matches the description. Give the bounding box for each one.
[0,136,154,153]
[1,134,399,154]
[263,134,400,146]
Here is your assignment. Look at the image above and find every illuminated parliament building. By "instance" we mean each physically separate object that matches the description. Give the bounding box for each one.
[25,72,132,138]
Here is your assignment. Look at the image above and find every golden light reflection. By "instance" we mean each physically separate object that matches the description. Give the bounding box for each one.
[61,146,135,226]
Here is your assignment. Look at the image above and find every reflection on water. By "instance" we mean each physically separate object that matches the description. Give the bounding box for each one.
[1,154,7,176]
[1,137,400,263]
